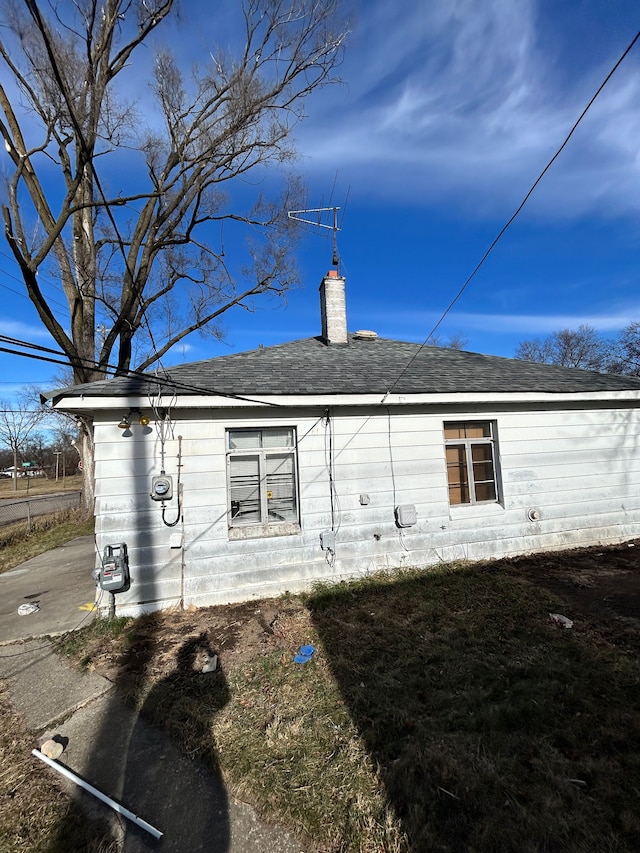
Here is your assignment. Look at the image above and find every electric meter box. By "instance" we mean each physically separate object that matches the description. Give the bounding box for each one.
[99,543,130,593]
[151,474,173,501]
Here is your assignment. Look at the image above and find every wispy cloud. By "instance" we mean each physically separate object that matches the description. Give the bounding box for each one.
[0,317,58,342]
[448,310,638,335]
[368,307,639,340]
[299,0,640,218]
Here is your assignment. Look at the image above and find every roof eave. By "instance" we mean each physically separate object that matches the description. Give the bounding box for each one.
[50,388,640,414]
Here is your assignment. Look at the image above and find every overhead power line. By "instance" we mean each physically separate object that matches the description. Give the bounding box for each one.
[0,334,280,407]
[0,249,70,307]
[383,25,640,400]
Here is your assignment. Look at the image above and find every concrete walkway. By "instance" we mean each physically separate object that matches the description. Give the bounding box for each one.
[0,535,97,643]
[0,538,304,852]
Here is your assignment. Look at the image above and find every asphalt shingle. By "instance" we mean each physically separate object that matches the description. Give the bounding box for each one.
[49,335,640,402]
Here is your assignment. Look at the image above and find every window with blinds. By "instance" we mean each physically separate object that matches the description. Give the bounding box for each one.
[444,421,499,506]
[227,428,298,527]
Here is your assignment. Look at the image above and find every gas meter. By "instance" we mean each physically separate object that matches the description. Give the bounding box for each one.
[99,543,130,593]
[151,474,173,501]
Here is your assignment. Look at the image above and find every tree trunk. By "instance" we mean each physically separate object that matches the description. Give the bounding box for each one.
[12,444,18,492]
[78,418,95,517]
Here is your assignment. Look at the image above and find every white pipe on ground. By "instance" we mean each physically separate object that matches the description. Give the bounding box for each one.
[32,749,163,840]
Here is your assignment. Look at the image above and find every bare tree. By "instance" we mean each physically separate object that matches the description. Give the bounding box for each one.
[0,396,44,491]
[0,0,347,509]
[515,324,610,371]
[607,322,640,377]
[514,336,555,365]
[427,332,469,351]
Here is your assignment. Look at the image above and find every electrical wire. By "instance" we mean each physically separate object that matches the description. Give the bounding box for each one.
[322,409,341,533]
[321,408,341,566]
[0,343,72,369]
[0,255,71,314]
[0,248,75,304]
[384,405,411,552]
[20,1,174,383]
[382,25,640,401]
[385,406,397,509]
[0,333,283,407]
[0,333,74,358]
[161,435,183,527]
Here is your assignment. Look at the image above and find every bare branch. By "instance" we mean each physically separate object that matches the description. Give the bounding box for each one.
[0,0,348,385]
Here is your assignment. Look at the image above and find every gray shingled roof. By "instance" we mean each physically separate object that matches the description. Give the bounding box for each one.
[49,335,640,403]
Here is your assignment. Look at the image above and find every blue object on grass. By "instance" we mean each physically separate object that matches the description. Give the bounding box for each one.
[294,644,316,664]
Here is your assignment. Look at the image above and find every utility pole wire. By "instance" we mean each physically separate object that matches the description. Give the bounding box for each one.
[0,334,282,406]
[383,26,640,400]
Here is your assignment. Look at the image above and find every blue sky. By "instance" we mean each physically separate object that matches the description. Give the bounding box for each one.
[2,0,640,397]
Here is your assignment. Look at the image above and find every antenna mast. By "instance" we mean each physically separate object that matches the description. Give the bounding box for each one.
[287,206,341,271]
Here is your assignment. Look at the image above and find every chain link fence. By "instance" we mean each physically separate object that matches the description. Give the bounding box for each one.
[0,491,82,531]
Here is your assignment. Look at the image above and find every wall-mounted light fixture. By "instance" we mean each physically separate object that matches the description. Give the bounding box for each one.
[117,409,151,430]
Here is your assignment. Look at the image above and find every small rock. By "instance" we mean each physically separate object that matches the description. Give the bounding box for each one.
[40,739,64,760]
[201,654,218,673]
[549,613,573,629]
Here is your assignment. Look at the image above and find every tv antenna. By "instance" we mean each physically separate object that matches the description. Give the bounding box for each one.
[287,206,341,271]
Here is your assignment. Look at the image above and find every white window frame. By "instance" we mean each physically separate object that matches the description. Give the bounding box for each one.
[444,421,500,506]
[226,427,300,538]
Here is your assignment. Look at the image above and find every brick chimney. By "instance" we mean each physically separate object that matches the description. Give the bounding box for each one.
[319,269,348,345]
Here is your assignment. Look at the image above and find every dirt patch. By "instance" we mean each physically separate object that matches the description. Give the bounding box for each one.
[497,539,640,646]
[83,599,315,686]
[74,539,640,686]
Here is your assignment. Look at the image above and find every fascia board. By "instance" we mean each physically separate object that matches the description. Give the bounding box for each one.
[52,389,640,413]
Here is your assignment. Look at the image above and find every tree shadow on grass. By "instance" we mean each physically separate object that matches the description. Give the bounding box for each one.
[308,566,640,853]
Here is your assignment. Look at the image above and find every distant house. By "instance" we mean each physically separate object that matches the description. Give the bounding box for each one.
[47,271,640,616]
[0,465,45,478]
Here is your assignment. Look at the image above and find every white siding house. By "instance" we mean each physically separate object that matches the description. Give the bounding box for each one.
[48,272,640,616]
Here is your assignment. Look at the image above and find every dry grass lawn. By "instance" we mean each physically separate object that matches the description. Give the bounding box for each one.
[57,540,640,852]
[0,475,82,500]
[0,511,94,574]
[0,683,117,853]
